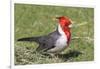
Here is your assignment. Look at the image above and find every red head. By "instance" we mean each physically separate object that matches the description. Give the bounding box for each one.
[56,16,72,28]
[56,16,72,44]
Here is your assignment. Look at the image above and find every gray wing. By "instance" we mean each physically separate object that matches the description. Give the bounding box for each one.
[36,29,61,52]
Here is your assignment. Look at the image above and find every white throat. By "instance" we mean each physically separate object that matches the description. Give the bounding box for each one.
[47,24,68,53]
[58,24,65,35]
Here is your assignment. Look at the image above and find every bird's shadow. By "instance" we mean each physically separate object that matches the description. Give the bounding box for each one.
[32,49,82,62]
[57,50,82,61]
[42,50,82,62]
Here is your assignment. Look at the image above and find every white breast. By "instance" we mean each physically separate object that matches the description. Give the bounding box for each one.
[47,24,68,53]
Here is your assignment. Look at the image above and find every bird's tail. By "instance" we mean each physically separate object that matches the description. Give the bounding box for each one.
[17,37,40,42]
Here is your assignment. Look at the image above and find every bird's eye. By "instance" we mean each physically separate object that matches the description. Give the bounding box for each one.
[68,24,72,28]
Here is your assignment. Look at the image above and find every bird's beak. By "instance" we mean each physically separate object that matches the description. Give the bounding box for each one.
[69,19,74,28]
[71,20,74,24]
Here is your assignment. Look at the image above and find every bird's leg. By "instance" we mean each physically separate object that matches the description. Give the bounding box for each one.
[47,53,61,58]
[41,52,57,58]
[48,53,56,58]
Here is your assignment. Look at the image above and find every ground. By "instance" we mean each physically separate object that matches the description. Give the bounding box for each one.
[14,4,94,65]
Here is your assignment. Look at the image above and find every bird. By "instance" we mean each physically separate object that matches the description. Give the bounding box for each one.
[17,16,72,54]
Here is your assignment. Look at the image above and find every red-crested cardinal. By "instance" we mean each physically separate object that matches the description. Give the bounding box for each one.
[18,16,72,53]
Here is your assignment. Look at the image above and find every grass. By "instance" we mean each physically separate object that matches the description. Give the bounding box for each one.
[14,3,94,65]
